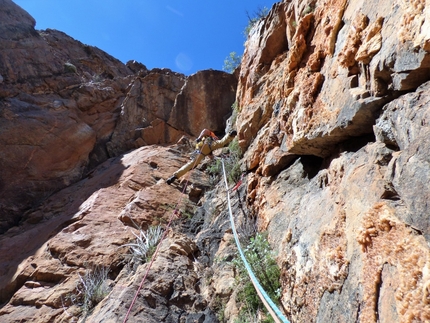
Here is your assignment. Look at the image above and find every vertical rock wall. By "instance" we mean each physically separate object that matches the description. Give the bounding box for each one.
[235,0,430,322]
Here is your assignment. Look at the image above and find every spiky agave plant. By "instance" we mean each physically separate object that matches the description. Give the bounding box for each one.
[122,225,164,269]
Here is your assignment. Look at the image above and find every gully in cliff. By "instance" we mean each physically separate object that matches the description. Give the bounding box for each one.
[166,128,237,184]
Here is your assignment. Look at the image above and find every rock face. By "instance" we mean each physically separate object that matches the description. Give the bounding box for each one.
[0,0,237,233]
[106,69,237,157]
[168,70,238,136]
[0,142,217,322]
[1,0,430,322]
[0,0,133,232]
[235,0,430,322]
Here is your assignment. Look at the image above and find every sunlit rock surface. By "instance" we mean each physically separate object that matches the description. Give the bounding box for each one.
[1,0,430,322]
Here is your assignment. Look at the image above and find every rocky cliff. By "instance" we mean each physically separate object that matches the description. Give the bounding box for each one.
[237,0,430,321]
[1,0,430,322]
[0,0,236,234]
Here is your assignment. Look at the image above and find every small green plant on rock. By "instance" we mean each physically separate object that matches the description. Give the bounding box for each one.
[302,5,315,16]
[181,200,197,219]
[161,201,195,219]
[207,137,242,185]
[207,158,223,184]
[244,6,270,37]
[223,52,242,73]
[226,138,243,184]
[71,266,111,315]
[63,62,77,74]
[122,225,164,270]
[233,232,281,323]
[212,295,227,322]
[230,101,240,126]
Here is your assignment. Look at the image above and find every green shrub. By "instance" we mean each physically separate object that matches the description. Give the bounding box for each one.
[231,101,240,126]
[234,311,260,323]
[161,201,195,220]
[226,138,243,184]
[207,158,223,186]
[207,137,242,185]
[223,52,242,73]
[244,6,270,38]
[213,295,226,322]
[233,232,281,323]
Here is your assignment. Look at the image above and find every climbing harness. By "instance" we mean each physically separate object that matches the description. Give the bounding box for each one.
[195,136,207,150]
[195,136,215,156]
[220,158,290,323]
[195,130,218,155]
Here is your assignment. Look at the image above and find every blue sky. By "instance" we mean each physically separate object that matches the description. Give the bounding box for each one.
[13,0,277,75]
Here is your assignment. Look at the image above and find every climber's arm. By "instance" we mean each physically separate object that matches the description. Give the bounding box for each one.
[211,130,237,150]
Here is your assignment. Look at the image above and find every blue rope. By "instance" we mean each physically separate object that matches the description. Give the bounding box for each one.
[220,159,290,323]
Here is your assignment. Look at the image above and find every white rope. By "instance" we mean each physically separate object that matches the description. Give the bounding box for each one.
[220,159,290,323]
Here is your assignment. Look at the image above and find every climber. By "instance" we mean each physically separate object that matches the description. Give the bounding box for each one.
[166,128,237,185]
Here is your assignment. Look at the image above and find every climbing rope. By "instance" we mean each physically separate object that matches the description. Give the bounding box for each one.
[220,158,290,323]
[123,147,289,322]
[122,154,198,323]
